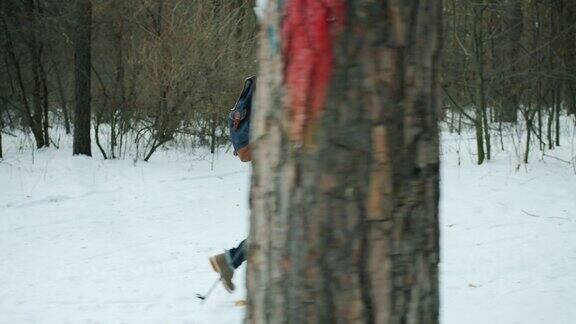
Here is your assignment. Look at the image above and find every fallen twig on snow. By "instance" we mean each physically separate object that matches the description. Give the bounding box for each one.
[543,154,573,165]
[521,209,570,221]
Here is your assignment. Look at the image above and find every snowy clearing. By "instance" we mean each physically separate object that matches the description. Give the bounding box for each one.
[1,123,575,323]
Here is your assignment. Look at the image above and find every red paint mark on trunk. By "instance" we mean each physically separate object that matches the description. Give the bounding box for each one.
[282,0,345,143]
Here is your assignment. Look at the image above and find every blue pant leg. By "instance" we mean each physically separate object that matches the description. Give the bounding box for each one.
[228,239,246,269]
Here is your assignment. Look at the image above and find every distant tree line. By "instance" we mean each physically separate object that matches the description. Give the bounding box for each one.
[443,0,576,164]
[1,0,575,164]
[0,0,256,160]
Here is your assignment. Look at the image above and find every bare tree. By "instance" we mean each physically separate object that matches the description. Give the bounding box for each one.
[73,0,91,156]
[1,2,46,148]
[0,105,3,159]
[248,1,442,323]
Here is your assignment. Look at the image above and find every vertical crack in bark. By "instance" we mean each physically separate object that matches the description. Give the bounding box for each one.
[318,199,337,323]
[282,166,293,324]
[358,216,375,324]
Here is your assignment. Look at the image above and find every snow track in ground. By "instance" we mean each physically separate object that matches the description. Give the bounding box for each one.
[1,122,575,323]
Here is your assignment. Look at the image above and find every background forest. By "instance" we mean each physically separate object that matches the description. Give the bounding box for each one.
[0,0,575,164]
[0,0,257,161]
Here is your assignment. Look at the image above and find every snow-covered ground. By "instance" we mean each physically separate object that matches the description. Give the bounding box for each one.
[440,122,576,324]
[0,137,250,323]
[1,120,575,323]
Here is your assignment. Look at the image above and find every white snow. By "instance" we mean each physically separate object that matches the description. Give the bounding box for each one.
[1,119,575,323]
[0,137,250,323]
[440,121,576,324]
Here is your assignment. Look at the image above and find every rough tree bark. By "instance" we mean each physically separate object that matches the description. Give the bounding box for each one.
[40,48,50,147]
[248,1,442,323]
[472,3,488,164]
[27,0,48,148]
[497,0,523,123]
[111,18,126,159]
[1,6,44,148]
[73,0,92,156]
[565,0,576,116]
[0,105,3,159]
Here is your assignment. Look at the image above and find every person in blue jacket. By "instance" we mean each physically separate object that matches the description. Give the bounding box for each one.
[209,77,254,292]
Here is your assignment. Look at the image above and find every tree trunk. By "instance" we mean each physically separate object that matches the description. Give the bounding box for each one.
[473,4,487,164]
[111,20,126,159]
[569,87,576,116]
[555,85,561,146]
[248,1,442,323]
[537,80,543,151]
[524,112,531,164]
[1,7,44,148]
[27,0,47,148]
[94,112,108,160]
[210,103,217,154]
[496,0,523,123]
[482,102,491,161]
[73,0,92,156]
[548,90,555,150]
[40,50,50,147]
[475,118,485,165]
[0,105,3,159]
[54,63,71,134]
[565,1,576,116]
[31,48,45,148]
[537,108,543,150]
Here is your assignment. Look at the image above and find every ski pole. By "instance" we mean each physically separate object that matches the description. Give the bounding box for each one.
[196,278,220,302]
